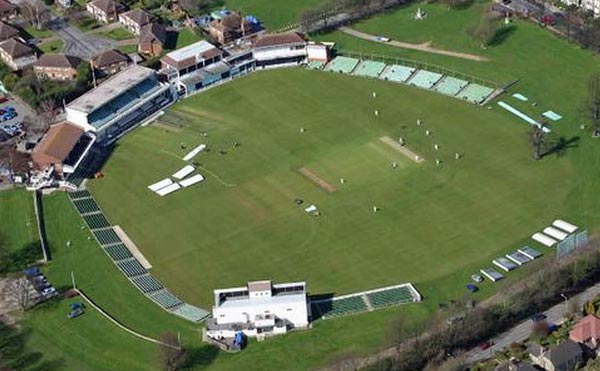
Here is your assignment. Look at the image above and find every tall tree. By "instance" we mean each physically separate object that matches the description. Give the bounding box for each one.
[587,72,600,137]
[157,333,184,371]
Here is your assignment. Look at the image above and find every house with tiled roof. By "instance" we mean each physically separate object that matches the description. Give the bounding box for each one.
[138,22,166,57]
[0,21,18,42]
[206,11,256,44]
[252,32,307,68]
[528,340,583,371]
[0,38,37,70]
[0,0,17,21]
[118,8,153,35]
[31,122,95,176]
[570,314,600,351]
[34,53,81,81]
[91,49,130,76]
[86,0,125,24]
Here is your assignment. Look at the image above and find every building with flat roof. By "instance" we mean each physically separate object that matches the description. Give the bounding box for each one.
[161,40,222,79]
[65,64,174,144]
[206,280,310,339]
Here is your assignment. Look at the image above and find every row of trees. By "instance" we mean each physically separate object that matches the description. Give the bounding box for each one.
[363,244,600,371]
[297,0,408,33]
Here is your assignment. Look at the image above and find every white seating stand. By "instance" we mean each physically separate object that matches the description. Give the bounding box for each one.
[532,232,557,247]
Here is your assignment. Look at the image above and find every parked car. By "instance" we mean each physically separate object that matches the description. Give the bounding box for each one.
[471,274,483,283]
[41,287,57,296]
[478,341,493,350]
[466,284,479,293]
[69,302,84,310]
[531,313,547,322]
[67,307,84,319]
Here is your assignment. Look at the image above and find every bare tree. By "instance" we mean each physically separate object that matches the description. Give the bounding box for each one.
[20,1,49,30]
[157,333,184,371]
[1,276,35,311]
[0,145,30,175]
[468,14,499,48]
[529,124,547,160]
[587,73,600,137]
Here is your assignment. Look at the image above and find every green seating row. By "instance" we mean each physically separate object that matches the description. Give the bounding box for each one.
[132,274,164,293]
[352,60,386,78]
[83,212,111,230]
[68,190,91,200]
[366,287,415,309]
[171,303,211,322]
[457,83,494,104]
[324,56,359,74]
[104,243,132,261]
[379,65,415,83]
[73,198,100,214]
[307,61,325,70]
[433,76,469,96]
[116,258,147,277]
[150,289,184,309]
[93,228,122,245]
[313,295,368,318]
[408,70,443,89]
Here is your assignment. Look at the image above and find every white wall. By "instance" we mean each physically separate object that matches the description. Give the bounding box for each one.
[253,46,307,61]
[65,108,94,132]
[213,297,309,328]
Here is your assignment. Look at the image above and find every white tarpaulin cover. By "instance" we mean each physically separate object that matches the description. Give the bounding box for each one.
[148,178,173,192]
[173,165,195,180]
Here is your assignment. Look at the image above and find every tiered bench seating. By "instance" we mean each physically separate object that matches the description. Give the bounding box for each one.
[312,295,367,318]
[407,70,443,89]
[366,286,415,309]
[379,64,415,83]
[73,198,100,214]
[132,274,164,293]
[104,243,132,261]
[493,257,518,272]
[150,289,184,309]
[171,304,211,322]
[93,228,122,245]
[68,190,92,200]
[324,56,360,74]
[457,83,494,104]
[433,76,469,96]
[116,258,147,277]
[352,60,386,78]
[506,251,531,266]
[83,213,111,230]
[307,61,325,70]
[518,246,542,260]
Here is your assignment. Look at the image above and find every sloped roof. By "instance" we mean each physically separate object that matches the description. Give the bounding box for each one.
[35,53,80,68]
[92,49,129,68]
[121,8,152,26]
[140,22,166,45]
[88,0,124,14]
[570,314,600,343]
[546,340,582,366]
[253,32,305,48]
[32,123,83,166]
[0,0,16,13]
[0,21,18,40]
[0,38,34,58]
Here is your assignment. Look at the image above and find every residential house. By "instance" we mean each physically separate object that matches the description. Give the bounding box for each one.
[118,8,152,35]
[207,11,255,44]
[570,314,600,351]
[495,360,538,371]
[34,54,81,81]
[138,22,166,57]
[91,49,130,76]
[0,21,18,42]
[0,38,37,70]
[31,122,95,176]
[86,0,125,24]
[0,0,17,21]
[528,340,583,371]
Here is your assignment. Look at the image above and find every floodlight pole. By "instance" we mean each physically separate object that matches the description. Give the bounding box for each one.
[71,271,76,290]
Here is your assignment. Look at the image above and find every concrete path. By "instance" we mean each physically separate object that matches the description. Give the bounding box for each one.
[339,27,489,62]
[466,281,600,363]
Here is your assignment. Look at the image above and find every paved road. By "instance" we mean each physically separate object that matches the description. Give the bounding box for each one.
[466,281,600,363]
[339,27,489,62]
[46,17,115,60]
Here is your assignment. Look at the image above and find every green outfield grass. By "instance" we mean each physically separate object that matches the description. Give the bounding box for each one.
[224,0,325,30]
[11,2,600,370]
[0,189,37,253]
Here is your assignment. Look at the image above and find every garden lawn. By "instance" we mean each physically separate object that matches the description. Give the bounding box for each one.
[224,0,326,30]
[0,189,37,253]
